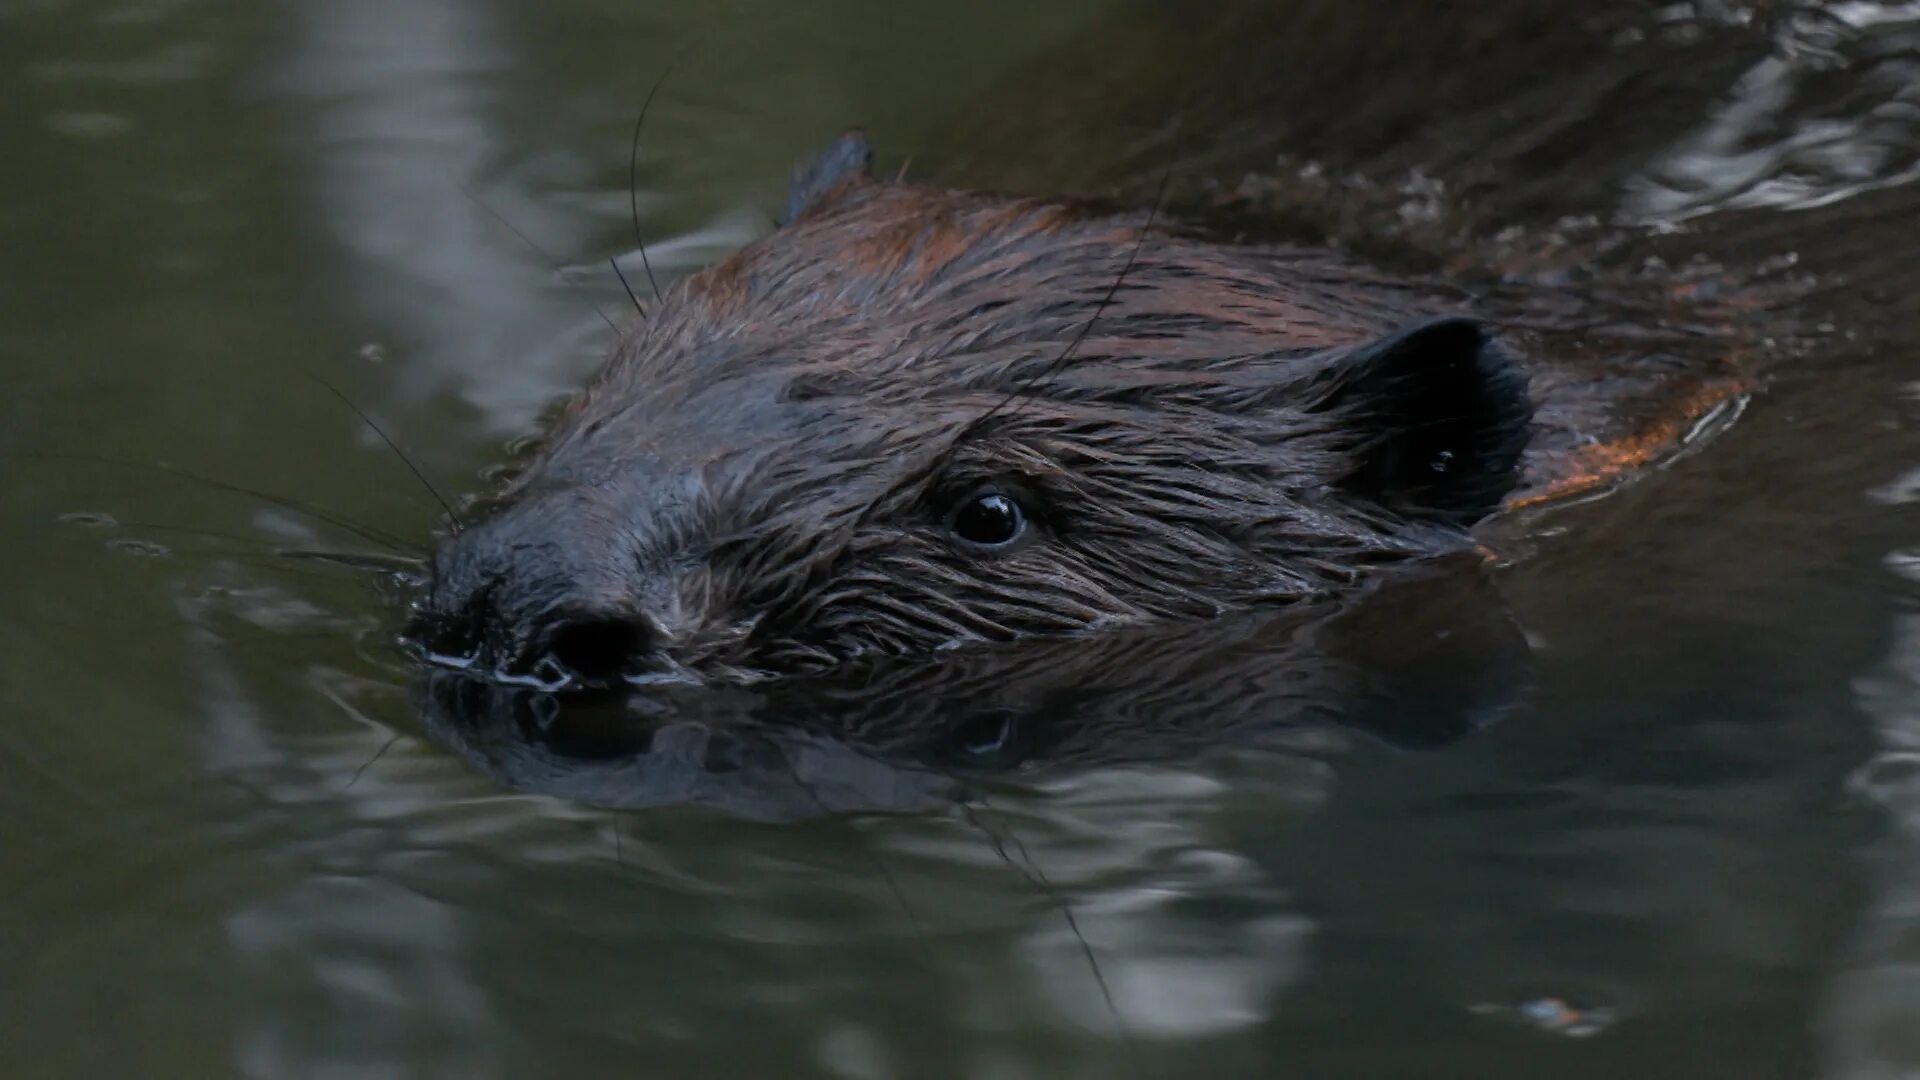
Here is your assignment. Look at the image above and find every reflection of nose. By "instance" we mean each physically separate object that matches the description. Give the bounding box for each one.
[409,496,658,687]
[532,613,654,685]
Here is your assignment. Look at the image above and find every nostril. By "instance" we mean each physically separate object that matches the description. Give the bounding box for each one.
[405,611,482,668]
[545,617,647,684]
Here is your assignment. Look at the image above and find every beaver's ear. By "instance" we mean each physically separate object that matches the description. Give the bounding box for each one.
[1318,317,1531,529]
[780,129,874,225]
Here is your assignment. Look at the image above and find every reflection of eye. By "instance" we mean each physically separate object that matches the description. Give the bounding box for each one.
[949,490,1027,551]
[940,709,1028,771]
[957,710,1016,756]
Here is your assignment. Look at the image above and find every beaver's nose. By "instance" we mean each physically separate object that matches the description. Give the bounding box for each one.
[408,499,663,688]
[409,589,659,688]
[413,595,660,688]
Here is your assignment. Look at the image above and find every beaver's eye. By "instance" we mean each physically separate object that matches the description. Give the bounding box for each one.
[949,490,1027,550]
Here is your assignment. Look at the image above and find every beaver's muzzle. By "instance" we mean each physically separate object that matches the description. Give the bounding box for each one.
[404,490,671,689]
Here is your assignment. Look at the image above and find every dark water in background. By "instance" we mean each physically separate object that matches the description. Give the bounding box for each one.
[4,1,1920,1077]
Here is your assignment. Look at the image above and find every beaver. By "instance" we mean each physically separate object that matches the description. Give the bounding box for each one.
[406,130,1698,690]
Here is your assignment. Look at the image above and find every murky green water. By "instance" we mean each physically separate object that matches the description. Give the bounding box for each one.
[5,1,1920,1077]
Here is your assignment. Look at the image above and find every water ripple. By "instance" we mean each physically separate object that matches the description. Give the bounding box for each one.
[1627,1,1920,222]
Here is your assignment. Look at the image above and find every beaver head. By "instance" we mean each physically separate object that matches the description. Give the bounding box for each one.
[408,132,1531,687]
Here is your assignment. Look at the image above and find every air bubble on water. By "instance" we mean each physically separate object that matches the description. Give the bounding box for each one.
[58,511,117,528]
[105,538,169,558]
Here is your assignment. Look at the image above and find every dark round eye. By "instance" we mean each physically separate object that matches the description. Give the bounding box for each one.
[949,490,1027,550]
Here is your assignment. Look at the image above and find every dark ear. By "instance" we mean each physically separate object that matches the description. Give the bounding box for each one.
[780,129,874,225]
[1319,317,1531,528]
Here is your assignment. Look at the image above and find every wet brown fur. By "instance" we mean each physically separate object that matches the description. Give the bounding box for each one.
[415,157,1534,685]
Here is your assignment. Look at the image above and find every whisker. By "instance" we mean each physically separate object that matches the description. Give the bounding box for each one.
[454,177,620,332]
[964,152,1180,438]
[610,255,645,320]
[774,740,930,942]
[93,536,421,583]
[91,518,283,550]
[307,374,465,535]
[19,451,426,556]
[278,549,425,572]
[965,797,1135,1049]
[628,65,675,305]
[342,732,402,793]
[218,555,381,587]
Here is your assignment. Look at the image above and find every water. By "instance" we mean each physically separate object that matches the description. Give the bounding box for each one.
[4,1,1919,1076]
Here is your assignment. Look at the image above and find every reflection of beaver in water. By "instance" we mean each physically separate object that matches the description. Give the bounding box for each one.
[407,130,1719,688]
[416,562,1529,816]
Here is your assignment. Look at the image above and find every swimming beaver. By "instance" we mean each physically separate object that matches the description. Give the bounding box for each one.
[407,131,1548,688]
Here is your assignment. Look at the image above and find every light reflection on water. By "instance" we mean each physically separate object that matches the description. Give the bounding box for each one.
[1626,1,1920,222]
[1829,609,1920,1078]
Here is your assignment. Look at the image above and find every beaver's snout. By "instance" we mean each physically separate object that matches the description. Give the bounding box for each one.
[407,493,670,688]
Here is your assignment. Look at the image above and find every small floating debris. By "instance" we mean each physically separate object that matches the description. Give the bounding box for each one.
[1470,995,1618,1038]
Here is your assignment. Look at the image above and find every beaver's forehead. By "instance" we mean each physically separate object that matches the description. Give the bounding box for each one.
[536,187,1439,479]
[547,368,805,470]
[703,215,1402,366]
[535,357,937,504]
[590,188,1427,409]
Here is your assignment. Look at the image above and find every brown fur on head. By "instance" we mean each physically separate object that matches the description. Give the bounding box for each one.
[409,131,1531,687]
